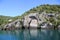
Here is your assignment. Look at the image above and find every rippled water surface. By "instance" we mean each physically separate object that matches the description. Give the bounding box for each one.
[0,29,60,40]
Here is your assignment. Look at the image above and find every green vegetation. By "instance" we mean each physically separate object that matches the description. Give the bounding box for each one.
[21,4,60,16]
[21,4,60,28]
[0,15,13,27]
[0,4,60,28]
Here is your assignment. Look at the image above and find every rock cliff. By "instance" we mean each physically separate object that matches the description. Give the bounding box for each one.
[2,11,60,29]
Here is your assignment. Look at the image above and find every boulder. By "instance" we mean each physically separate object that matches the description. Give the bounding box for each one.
[58,25,60,29]
[40,22,54,29]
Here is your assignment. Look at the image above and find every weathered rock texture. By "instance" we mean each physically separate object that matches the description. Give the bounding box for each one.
[3,12,60,29]
[23,12,55,29]
[3,19,22,30]
[23,13,39,28]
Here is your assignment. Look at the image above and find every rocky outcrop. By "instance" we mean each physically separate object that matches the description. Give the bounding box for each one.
[23,11,59,29]
[40,22,54,29]
[58,25,60,29]
[2,11,60,30]
[23,13,40,28]
[3,19,22,30]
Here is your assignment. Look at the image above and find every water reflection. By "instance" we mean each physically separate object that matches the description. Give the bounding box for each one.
[0,30,60,40]
[30,29,38,37]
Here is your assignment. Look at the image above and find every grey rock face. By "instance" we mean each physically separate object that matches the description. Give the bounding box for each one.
[29,19,38,27]
[23,12,47,28]
[4,19,22,29]
[23,13,40,28]
[3,11,60,29]
[40,22,54,29]
[23,12,55,29]
[58,25,60,29]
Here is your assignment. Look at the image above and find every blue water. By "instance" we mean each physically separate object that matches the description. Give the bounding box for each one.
[0,29,60,40]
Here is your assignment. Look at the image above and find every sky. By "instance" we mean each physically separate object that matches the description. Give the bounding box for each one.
[0,0,60,17]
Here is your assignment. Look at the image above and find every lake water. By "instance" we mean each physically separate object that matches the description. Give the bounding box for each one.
[0,29,60,40]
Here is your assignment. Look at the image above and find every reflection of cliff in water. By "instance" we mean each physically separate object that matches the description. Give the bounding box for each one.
[0,30,60,40]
